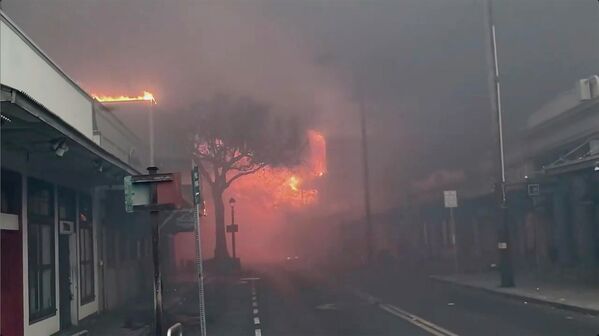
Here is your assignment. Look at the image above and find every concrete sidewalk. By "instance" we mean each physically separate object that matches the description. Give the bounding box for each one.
[52,310,151,336]
[430,272,599,315]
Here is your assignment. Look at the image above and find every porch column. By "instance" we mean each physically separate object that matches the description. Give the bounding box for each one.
[552,178,575,265]
[571,174,596,274]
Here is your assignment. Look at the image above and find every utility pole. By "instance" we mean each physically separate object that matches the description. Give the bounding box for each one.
[359,90,374,264]
[485,0,515,287]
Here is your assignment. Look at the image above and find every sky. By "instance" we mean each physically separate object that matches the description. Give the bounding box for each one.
[3,0,599,258]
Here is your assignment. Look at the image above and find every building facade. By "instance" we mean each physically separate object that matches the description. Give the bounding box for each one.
[1,10,153,336]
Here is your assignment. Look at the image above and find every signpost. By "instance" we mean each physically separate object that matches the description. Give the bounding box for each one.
[191,165,208,336]
[443,190,459,273]
[124,170,180,336]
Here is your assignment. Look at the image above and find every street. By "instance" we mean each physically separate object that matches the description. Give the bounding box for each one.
[224,263,599,336]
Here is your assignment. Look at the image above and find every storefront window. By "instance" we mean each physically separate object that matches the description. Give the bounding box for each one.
[27,178,55,322]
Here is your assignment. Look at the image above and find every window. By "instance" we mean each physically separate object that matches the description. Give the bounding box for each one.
[28,178,55,322]
[79,194,95,305]
[1,169,22,215]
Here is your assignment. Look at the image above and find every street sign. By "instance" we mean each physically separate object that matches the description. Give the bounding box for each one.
[124,173,182,213]
[191,166,202,206]
[527,184,540,197]
[226,224,239,233]
[124,175,151,213]
[443,190,458,208]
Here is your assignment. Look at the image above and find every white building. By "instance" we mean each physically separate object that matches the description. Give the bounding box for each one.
[1,10,154,336]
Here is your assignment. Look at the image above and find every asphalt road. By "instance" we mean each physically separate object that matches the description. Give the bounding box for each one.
[240,262,599,336]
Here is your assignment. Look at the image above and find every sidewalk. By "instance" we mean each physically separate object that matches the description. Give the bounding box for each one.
[430,271,599,315]
[52,309,151,336]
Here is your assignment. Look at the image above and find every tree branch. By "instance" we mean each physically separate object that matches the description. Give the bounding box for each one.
[193,154,215,186]
[225,163,267,188]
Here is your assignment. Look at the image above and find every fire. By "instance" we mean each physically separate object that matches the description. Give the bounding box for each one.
[308,130,327,177]
[229,130,327,208]
[92,90,157,104]
[288,175,300,192]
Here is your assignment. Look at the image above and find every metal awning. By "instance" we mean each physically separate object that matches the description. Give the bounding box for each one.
[1,87,141,183]
[542,137,599,175]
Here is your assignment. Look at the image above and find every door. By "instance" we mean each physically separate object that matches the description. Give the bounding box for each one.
[58,188,76,330]
[1,169,24,336]
[58,235,71,329]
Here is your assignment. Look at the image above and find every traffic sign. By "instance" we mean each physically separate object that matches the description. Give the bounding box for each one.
[123,172,181,213]
[443,190,458,208]
[527,184,540,197]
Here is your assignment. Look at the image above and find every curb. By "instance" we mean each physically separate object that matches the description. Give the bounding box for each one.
[429,275,599,316]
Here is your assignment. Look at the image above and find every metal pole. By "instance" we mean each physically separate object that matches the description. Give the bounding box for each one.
[449,207,459,273]
[231,205,236,259]
[149,101,155,167]
[192,163,207,336]
[359,89,374,264]
[485,0,515,287]
[148,166,164,335]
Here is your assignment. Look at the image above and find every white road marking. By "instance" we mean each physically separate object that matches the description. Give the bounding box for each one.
[249,278,263,335]
[351,288,458,336]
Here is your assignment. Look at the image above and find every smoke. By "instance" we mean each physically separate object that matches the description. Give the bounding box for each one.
[411,169,466,193]
[5,0,599,264]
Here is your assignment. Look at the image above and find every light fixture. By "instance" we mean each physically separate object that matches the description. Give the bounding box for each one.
[52,139,69,157]
[93,159,105,173]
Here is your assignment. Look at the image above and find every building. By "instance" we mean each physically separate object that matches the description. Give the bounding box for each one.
[1,10,154,336]
[397,76,599,279]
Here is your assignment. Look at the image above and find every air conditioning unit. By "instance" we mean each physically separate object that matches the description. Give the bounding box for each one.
[579,78,591,100]
[59,220,75,235]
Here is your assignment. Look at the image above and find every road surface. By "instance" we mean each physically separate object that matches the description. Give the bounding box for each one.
[235,263,599,336]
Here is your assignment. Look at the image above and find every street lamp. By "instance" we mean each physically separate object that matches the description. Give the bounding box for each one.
[228,197,238,259]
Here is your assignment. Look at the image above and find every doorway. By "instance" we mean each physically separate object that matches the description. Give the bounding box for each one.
[58,235,71,329]
[58,188,76,330]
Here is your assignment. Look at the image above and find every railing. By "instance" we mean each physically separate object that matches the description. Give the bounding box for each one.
[166,323,183,336]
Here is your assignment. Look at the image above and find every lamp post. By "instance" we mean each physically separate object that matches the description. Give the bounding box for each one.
[228,197,238,259]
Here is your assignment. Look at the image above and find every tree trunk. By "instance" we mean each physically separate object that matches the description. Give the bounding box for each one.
[212,188,230,260]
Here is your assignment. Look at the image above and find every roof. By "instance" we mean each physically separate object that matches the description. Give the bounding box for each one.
[0,10,97,104]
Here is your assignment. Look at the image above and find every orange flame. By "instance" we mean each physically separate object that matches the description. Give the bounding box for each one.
[288,175,300,192]
[92,90,157,104]
[230,130,327,208]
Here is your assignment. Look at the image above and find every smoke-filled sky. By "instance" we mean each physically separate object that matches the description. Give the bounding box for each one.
[4,0,599,209]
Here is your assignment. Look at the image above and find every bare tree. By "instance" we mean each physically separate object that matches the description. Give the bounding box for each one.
[188,94,306,261]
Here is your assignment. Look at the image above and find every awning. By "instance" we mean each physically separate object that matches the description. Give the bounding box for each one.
[542,137,599,175]
[1,86,141,185]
